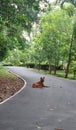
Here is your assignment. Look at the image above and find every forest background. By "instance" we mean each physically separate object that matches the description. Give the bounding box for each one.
[0,0,76,79]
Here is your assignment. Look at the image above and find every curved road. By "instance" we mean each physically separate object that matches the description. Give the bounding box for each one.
[0,66,76,130]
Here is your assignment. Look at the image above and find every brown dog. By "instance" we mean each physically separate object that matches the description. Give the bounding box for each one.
[32,77,48,88]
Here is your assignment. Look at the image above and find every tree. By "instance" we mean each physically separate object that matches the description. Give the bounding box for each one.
[62,3,76,78]
[55,0,76,7]
[32,8,73,75]
[0,0,46,61]
[66,21,76,78]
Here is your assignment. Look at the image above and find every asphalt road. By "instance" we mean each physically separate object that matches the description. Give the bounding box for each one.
[0,66,76,130]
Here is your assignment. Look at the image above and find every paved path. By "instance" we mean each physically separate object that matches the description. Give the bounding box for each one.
[0,66,76,130]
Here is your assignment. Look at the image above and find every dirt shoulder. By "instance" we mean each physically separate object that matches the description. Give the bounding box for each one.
[0,75,24,103]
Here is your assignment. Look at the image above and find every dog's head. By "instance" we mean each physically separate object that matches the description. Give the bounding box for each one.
[40,77,45,82]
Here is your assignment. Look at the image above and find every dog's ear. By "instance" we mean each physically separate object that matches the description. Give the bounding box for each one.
[43,77,45,79]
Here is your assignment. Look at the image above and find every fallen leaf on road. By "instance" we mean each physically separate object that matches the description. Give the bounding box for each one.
[36,125,42,130]
[36,122,42,130]
[49,108,54,111]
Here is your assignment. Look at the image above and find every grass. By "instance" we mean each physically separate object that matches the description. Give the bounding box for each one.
[0,67,17,79]
[54,70,65,77]
[32,68,76,80]
[56,70,76,80]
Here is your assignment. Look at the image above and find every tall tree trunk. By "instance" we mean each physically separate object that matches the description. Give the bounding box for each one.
[54,59,57,75]
[48,61,51,74]
[65,33,74,78]
[54,66,56,75]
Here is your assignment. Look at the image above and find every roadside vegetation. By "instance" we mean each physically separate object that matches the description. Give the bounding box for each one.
[32,68,76,80]
[0,67,17,79]
[0,66,24,103]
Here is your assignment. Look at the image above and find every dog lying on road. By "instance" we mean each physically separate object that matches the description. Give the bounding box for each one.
[32,77,48,88]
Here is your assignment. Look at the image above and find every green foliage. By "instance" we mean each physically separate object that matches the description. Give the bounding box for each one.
[0,17,8,60]
[70,61,76,71]
[0,0,45,61]
[32,9,72,64]
[30,6,76,77]
[56,0,76,7]
[1,0,76,79]
[0,0,40,26]
[63,2,75,16]
[0,40,8,61]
